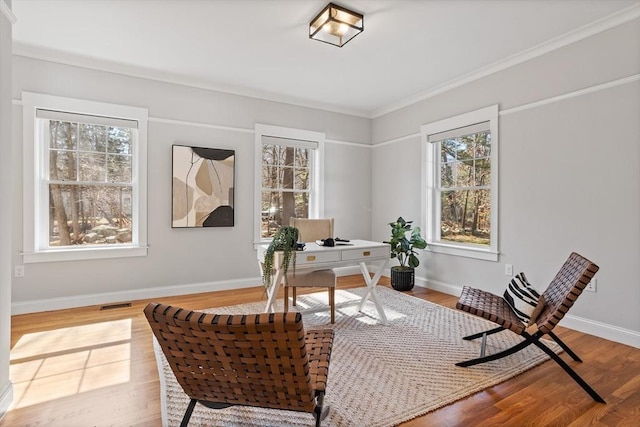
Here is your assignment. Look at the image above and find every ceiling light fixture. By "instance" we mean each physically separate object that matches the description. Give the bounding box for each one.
[309,3,364,47]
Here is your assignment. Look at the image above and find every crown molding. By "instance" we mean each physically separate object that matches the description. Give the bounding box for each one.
[11,42,371,119]
[9,3,639,120]
[1,0,16,24]
[372,3,640,118]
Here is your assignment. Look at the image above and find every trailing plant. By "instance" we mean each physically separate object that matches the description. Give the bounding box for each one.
[262,226,299,289]
[384,217,427,270]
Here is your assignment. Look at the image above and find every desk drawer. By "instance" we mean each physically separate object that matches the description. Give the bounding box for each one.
[341,246,389,261]
[295,251,341,265]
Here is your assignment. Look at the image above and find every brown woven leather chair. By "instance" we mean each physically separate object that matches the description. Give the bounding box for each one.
[455,252,605,403]
[144,303,334,426]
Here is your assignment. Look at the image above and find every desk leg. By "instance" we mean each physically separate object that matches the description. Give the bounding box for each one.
[264,270,283,313]
[357,260,389,325]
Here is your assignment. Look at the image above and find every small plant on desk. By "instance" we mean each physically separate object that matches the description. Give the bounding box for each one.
[262,226,299,289]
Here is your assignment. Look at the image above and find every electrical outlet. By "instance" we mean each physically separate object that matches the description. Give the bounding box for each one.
[15,265,25,278]
[504,264,513,276]
[585,278,597,292]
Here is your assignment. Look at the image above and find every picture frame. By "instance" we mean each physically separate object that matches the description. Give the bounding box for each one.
[172,145,235,227]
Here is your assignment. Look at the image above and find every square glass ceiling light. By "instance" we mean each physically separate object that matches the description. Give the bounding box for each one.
[309,3,364,47]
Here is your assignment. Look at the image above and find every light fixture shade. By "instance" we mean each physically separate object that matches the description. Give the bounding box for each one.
[309,3,364,47]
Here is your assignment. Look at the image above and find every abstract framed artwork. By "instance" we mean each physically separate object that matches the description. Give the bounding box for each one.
[172,145,235,227]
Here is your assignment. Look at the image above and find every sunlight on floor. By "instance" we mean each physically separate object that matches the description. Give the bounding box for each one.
[293,289,408,324]
[9,319,132,409]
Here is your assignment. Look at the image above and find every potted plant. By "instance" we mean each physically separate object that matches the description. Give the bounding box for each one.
[262,225,299,289]
[384,217,427,291]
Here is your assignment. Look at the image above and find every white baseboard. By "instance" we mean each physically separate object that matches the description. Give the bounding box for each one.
[13,270,637,349]
[0,381,13,421]
[560,315,640,349]
[415,277,462,296]
[10,266,365,315]
[413,277,640,349]
[11,277,260,315]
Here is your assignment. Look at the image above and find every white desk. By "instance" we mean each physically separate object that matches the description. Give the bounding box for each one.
[257,240,391,324]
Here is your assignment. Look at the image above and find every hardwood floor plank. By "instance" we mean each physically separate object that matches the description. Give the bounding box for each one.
[1,275,638,427]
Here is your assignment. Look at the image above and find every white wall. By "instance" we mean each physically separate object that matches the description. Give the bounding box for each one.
[7,10,639,350]
[371,19,640,346]
[0,0,13,418]
[10,56,373,312]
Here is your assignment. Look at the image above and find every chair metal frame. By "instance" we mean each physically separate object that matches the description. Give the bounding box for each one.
[455,252,605,403]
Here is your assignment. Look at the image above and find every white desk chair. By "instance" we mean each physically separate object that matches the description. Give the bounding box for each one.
[287,218,336,323]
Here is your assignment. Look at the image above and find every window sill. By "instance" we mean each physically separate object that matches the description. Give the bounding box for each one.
[22,246,148,263]
[427,242,498,261]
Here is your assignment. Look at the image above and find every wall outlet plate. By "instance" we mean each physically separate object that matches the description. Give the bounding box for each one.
[504,264,513,276]
[585,278,597,292]
[15,265,24,278]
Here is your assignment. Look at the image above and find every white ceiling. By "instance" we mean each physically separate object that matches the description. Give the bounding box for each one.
[10,0,640,118]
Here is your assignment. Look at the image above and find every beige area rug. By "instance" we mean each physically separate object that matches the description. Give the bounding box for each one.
[153,287,558,427]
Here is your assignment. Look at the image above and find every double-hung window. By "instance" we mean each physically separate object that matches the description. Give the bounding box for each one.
[254,124,324,241]
[421,105,499,261]
[22,92,148,262]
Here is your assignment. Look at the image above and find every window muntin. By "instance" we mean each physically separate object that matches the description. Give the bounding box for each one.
[45,118,135,247]
[261,139,314,238]
[421,105,498,261]
[435,128,491,246]
[22,92,148,263]
[254,125,324,242]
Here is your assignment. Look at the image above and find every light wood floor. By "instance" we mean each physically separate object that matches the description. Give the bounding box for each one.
[2,276,639,427]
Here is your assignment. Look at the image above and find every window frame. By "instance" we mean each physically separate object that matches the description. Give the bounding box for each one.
[254,124,325,244]
[421,105,499,261]
[22,92,148,263]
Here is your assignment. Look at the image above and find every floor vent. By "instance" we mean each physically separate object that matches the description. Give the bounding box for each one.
[100,302,132,310]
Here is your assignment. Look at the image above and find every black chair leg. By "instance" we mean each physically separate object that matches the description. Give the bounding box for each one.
[462,326,506,357]
[456,333,536,367]
[180,399,197,427]
[532,340,605,403]
[314,392,330,427]
[547,330,582,362]
[458,330,605,403]
[462,326,505,341]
